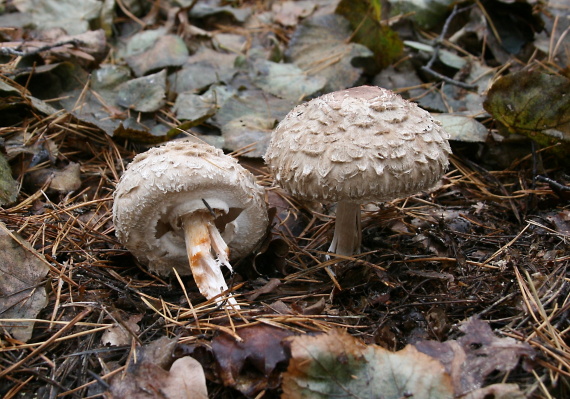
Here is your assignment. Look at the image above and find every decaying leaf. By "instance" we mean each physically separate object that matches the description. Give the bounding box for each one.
[13,0,103,35]
[189,2,252,24]
[388,0,455,29]
[461,383,526,399]
[483,70,570,149]
[214,89,294,156]
[101,314,143,347]
[27,162,82,194]
[0,222,49,342]
[336,0,403,69]
[222,114,275,158]
[126,35,189,77]
[285,14,374,92]
[414,318,534,396]
[116,70,167,113]
[173,84,234,123]
[212,324,295,396]
[251,59,326,101]
[169,48,238,93]
[282,329,454,399]
[0,152,18,205]
[106,336,208,399]
[272,1,316,27]
[434,114,489,142]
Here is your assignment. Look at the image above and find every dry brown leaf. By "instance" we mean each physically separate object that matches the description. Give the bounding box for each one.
[106,337,207,399]
[0,222,49,342]
[415,318,534,396]
[460,383,526,399]
[101,314,143,347]
[212,324,295,396]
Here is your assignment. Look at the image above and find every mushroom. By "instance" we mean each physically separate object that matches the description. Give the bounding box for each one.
[264,85,451,256]
[113,139,268,307]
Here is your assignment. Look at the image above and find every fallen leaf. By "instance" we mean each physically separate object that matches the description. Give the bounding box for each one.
[483,70,570,150]
[272,1,316,27]
[285,14,374,92]
[173,85,234,123]
[0,152,18,205]
[461,383,526,399]
[169,48,237,93]
[189,3,252,24]
[116,70,167,113]
[212,324,295,396]
[336,0,403,69]
[107,356,208,399]
[27,162,82,194]
[101,314,143,347]
[414,318,534,396]
[118,28,167,60]
[434,114,489,142]
[246,278,282,301]
[0,222,49,342]
[106,336,207,398]
[13,0,102,35]
[282,329,454,399]
[388,0,455,29]
[251,59,326,101]
[222,114,275,158]
[214,89,294,156]
[126,35,189,77]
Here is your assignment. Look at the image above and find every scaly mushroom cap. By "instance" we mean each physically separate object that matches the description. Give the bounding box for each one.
[264,86,451,203]
[113,139,268,276]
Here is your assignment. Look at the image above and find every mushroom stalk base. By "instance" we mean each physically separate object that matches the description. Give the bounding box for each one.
[328,201,362,256]
[181,212,238,308]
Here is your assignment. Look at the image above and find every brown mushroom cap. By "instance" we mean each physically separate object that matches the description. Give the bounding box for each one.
[113,139,268,277]
[264,86,451,203]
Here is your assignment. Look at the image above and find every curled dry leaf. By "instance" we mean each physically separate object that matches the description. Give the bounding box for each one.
[0,222,49,342]
[414,318,534,396]
[106,344,208,399]
[27,162,81,194]
[211,324,295,397]
[106,336,208,398]
[282,329,454,399]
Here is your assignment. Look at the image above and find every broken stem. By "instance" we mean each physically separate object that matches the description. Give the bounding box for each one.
[181,212,238,307]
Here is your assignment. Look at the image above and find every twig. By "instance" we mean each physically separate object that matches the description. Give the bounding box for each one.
[0,308,92,379]
[420,5,477,90]
[536,175,570,200]
[0,39,83,57]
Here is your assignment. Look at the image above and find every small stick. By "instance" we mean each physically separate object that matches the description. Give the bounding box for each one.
[421,4,477,90]
[0,39,83,57]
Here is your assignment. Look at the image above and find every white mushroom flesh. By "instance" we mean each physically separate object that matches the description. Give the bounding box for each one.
[182,212,237,307]
[113,140,268,307]
[265,85,451,256]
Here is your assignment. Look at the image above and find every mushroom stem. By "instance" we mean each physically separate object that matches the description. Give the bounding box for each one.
[181,212,238,307]
[328,201,362,256]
